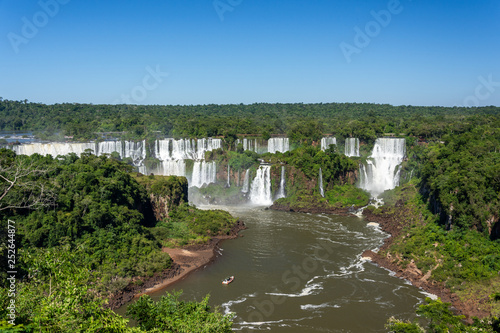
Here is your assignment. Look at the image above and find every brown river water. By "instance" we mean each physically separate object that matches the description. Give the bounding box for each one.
[117,205,432,332]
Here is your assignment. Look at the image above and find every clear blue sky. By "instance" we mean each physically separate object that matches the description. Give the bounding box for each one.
[1,0,499,106]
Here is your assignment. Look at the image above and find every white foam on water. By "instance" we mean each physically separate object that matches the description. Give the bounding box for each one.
[237,316,314,331]
[238,318,286,330]
[327,255,366,277]
[266,282,323,298]
[420,291,438,300]
[360,278,377,282]
[300,302,340,311]
[222,296,248,315]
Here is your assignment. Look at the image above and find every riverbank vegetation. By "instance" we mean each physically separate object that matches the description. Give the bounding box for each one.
[363,125,500,330]
[387,298,500,332]
[273,146,370,211]
[0,149,237,331]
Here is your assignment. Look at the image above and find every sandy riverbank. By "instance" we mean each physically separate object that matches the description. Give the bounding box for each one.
[107,220,246,310]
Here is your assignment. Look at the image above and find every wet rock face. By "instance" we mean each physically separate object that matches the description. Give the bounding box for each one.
[150,194,170,221]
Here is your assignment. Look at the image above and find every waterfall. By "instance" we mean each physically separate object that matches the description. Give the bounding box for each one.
[196,138,222,160]
[191,161,217,187]
[236,138,267,154]
[157,160,186,177]
[156,138,222,161]
[14,142,96,157]
[155,139,172,161]
[276,166,286,199]
[97,141,122,157]
[12,138,222,183]
[171,139,194,160]
[153,138,222,181]
[241,169,250,193]
[227,165,231,187]
[123,140,147,166]
[321,137,336,151]
[359,138,406,197]
[243,138,255,152]
[249,165,273,205]
[13,140,146,166]
[345,138,360,157]
[319,168,325,197]
[268,138,290,154]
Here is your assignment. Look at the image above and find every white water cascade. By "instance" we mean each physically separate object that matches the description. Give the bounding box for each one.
[241,169,250,193]
[359,138,406,197]
[14,142,96,157]
[268,138,290,154]
[156,160,186,177]
[155,138,222,161]
[191,161,217,188]
[276,166,286,200]
[153,138,222,183]
[235,138,268,154]
[319,168,325,197]
[124,140,147,166]
[321,137,336,151]
[97,141,122,157]
[239,138,255,152]
[227,165,231,187]
[344,138,360,157]
[12,138,222,186]
[249,165,273,205]
[13,141,147,166]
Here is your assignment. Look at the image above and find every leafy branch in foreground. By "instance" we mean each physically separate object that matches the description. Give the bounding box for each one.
[127,292,233,333]
[0,246,133,332]
[0,149,55,212]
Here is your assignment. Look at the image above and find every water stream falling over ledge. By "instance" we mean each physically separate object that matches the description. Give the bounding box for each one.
[241,169,250,193]
[359,138,406,197]
[319,168,325,197]
[276,166,286,200]
[345,138,360,157]
[249,165,273,205]
[321,137,336,151]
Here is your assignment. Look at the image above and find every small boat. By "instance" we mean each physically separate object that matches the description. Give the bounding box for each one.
[222,276,234,285]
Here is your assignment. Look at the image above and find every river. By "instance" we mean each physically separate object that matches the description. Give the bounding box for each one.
[118,205,429,332]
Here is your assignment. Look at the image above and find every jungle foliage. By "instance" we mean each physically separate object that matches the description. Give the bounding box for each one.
[420,126,500,233]
[0,149,239,331]
[1,99,499,142]
[127,292,233,333]
[0,246,233,332]
[273,145,370,209]
[387,298,499,333]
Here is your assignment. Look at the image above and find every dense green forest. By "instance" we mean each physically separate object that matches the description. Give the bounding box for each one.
[1,99,499,141]
[0,149,236,332]
[271,145,370,210]
[1,99,500,331]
